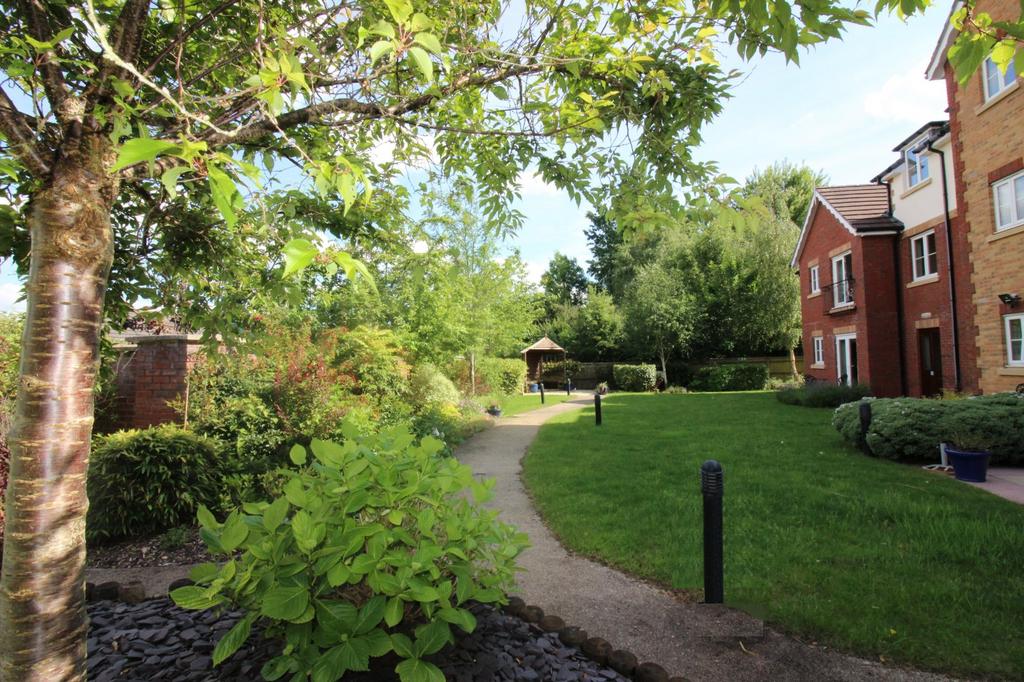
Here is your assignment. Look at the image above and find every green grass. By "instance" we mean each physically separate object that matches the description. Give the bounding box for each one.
[522,392,1024,679]
[490,392,573,417]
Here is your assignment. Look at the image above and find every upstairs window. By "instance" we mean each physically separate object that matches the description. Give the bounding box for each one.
[911,231,938,280]
[993,170,1024,231]
[1006,314,1024,367]
[983,56,1017,102]
[831,251,853,307]
[809,265,820,294]
[906,137,930,188]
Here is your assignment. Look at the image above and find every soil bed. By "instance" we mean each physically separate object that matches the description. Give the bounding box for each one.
[88,528,212,568]
[87,598,630,682]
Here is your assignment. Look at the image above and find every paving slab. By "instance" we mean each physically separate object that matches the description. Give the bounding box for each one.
[965,466,1024,504]
[456,395,960,682]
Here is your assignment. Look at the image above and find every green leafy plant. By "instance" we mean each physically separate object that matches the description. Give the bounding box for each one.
[408,363,460,408]
[777,382,871,408]
[475,357,527,396]
[172,423,527,681]
[160,526,192,551]
[833,394,1024,464]
[612,364,657,392]
[689,363,768,392]
[87,425,228,542]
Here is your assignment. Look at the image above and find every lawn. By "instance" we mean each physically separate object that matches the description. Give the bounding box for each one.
[491,392,573,417]
[522,392,1024,679]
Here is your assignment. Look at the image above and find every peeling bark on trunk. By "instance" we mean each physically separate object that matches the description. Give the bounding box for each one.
[0,144,115,681]
[789,347,799,381]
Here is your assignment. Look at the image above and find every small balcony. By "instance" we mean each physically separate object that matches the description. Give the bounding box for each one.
[824,278,855,313]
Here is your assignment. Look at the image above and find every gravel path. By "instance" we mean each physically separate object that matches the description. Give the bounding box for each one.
[86,598,632,682]
[455,395,959,682]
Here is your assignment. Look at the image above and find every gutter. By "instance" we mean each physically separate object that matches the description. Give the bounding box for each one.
[922,138,962,392]
[875,176,909,396]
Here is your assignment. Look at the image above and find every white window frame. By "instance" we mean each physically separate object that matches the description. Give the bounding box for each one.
[835,333,857,386]
[983,56,1017,102]
[831,251,853,307]
[905,136,930,188]
[812,337,824,365]
[1006,313,1024,367]
[993,170,1024,232]
[809,265,820,294]
[911,230,938,280]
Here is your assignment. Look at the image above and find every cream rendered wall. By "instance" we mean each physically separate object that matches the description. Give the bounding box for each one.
[883,134,957,232]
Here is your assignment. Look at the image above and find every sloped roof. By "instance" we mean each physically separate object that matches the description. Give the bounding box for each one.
[520,336,565,354]
[790,185,903,267]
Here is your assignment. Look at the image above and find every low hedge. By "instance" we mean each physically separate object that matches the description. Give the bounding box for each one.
[833,393,1024,464]
[612,364,657,392]
[87,425,229,542]
[689,363,768,392]
[777,382,871,408]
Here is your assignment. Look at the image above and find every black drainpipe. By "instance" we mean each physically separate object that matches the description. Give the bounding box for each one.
[876,176,908,396]
[924,138,962,392]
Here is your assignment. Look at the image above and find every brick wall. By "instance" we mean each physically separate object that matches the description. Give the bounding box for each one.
[944,0,1024,393]
[111,335,203,430]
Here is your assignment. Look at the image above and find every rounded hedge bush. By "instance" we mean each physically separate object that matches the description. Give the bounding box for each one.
[689,363,768,391]
[833,393,1024,465]
[87,425,228,542]
[612,364,657,391]
[409,363,461,407]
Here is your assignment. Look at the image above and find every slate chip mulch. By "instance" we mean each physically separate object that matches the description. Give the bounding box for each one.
[87,598,630,681]
[88,528,213,568]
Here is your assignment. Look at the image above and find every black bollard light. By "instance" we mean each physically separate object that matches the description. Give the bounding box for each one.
[701,460,724,604]
[858,401,872,452]
[594,393,602,426]
[540,383,545,404]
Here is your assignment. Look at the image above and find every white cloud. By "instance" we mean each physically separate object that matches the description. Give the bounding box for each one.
[368,134,438,170]
[516,170,559,198]
[0,282,25,313]
[524,259,547,284]
[862,62,948,124]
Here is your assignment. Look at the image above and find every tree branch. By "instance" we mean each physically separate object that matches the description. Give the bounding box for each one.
[85,0,153,109]
[142,0,243,77]
[0,87,51,177]
[18,0,70,118]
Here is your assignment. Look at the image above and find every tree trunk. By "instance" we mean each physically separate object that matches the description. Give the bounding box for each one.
[789,346,799,381]
[0,145,115,681]
[469,351,476,396]
[660,351,669,387]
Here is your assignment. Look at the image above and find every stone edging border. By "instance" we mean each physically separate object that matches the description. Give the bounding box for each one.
[503,595,686,682]
[87,579,684,681]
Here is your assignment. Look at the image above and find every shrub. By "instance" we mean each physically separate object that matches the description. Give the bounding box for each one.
[777,383,871,408]
[476,357,527,395]
[87,425,228,542]
[541,359,583,386]
[662,385,689,394]
[408,363,460,408]
[833,394,1024,464]
[689,363,769,392]
[172,425,527,681]
[612,364,657,392]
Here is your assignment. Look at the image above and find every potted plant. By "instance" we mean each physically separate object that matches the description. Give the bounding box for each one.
[596,381,609,396]
[486,403,502,417]
[944,428,993,483]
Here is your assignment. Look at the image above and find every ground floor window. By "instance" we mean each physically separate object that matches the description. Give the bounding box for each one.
[1006,314,1024,366]
[813,337,824,365]
[835,334,858,385]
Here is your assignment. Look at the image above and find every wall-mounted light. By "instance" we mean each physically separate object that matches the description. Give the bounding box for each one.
[998,293,1021,307]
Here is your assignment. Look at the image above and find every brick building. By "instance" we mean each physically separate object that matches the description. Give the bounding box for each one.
[927,0,1024,393]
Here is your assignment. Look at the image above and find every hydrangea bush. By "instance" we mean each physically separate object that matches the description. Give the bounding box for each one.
[171,422,527,682]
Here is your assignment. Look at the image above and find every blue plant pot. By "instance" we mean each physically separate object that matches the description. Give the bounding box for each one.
[486,407,502,417]
[946,446,991,483]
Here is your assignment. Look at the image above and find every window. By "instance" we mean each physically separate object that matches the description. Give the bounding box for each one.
[983,56,1016,102]
[905,137,930,188]
[993,170,1024,231]
[809,265,820,294]
[835,334,858,386]
[911,231,938,280]
[831,252,853,307]
[1007,314,1024,367]
[813,337,824,365]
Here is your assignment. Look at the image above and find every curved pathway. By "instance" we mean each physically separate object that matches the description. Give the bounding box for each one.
[456,395,958,682]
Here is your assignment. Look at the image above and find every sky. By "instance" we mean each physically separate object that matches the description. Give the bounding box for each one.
[0,5,954,312]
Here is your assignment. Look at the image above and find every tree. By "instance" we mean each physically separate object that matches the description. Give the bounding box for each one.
[741,161,827,226]
[541,252,589,306]
[623,263,695,383]
[0,0,1011,676]
[583,212,621,293]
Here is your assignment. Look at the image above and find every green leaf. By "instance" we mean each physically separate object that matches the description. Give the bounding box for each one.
[310,439,345,466]
[292,509,323,552]
[260,656,293,681]
[189,562,220,583]
[384,0,413,24]
[196,504,218,530]
[385,596,405,627]
[413,620,451,657]
[263,497,289,532]
[206,165,238,228]
[370,39,394,65]
[353,595,387,634]
[282,238,318,277]
[289,443,307,465]
[315,599,358,636]
[327,561,351,587]
[407,46,433,82]
[111,138,178,172]
[360,628,393,657]
[395,658,445,682]
[212,612,256,665]
[219,513,249,552]
[160,165,190,199]
[391,633,414,658]
[413,32,442,55]
[408,13,432,32]
[284,476,308,507]
[170,585,224,611]
[261,586,310,621]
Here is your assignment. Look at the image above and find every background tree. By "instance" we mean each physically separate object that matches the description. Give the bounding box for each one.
[740,161,827,226]
[540,252,589,307]
[623,263,695,383]
[583,212,621,293]
[0,0,1012,677]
